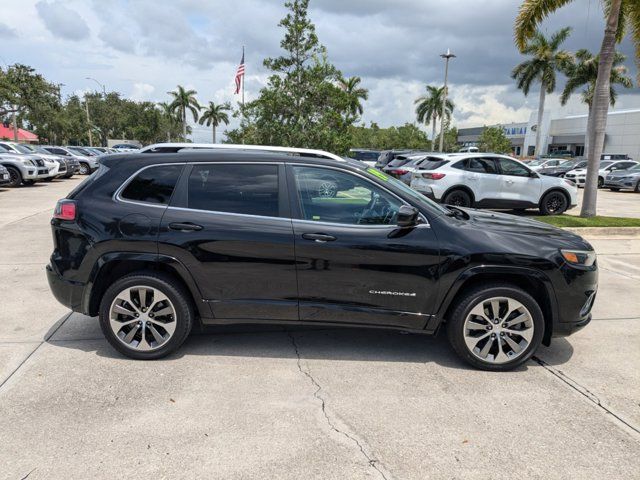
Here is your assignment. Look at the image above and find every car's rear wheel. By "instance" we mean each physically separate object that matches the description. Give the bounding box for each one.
[446,284,544,371]
[99,273,194,359]
[78,162,90,175]
[539,191,568,215]
[443,189,472,207]
[5,166,22,188]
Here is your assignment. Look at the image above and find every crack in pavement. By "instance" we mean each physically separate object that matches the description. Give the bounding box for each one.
[287,331,391,480]
[532,356,640,438]
[0,312,73,392]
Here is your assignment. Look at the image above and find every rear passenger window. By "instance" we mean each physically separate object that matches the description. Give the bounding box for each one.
[120,165,183,204]
[187,164,279,217]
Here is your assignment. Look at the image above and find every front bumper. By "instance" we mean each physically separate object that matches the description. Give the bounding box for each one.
[564,174,585,186]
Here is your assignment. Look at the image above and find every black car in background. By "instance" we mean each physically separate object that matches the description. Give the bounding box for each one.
[47,147,597,371]
[348,149,380,166]
[375,149,412,169]
[538,160,585,178]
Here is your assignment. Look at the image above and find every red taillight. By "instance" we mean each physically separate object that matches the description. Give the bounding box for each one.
[54,200,76,221]
[421,172,446,180]
[391,169,409,175]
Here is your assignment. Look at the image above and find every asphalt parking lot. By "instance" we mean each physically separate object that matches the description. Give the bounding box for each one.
[0,179,639,479]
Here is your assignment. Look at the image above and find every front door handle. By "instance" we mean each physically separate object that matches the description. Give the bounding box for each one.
[169,222,203,232]
[302,233,336,243]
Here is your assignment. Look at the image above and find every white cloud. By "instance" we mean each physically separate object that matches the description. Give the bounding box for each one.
[130,83,155,101]
[35,0,90,41]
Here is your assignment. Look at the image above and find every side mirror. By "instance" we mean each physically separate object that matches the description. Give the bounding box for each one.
[397,205,419,228]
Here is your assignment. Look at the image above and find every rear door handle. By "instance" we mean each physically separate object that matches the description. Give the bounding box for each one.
[169,222,203,232]
[302,233,336,243]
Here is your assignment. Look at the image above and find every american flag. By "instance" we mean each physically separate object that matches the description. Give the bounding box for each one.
[234,49,245,95]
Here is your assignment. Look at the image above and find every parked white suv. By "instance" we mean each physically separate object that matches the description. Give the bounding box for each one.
[409,153,578,215]
[564,160,638,187]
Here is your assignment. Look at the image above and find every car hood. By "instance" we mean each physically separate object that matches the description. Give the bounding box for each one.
[458,208,592,249]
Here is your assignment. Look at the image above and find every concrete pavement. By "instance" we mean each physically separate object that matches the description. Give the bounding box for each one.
[0,179,638,479]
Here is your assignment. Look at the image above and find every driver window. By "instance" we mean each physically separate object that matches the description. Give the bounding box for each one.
[292,166,402,225]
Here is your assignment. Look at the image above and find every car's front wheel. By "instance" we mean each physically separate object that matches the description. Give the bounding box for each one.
[5,166,22,187]
[447,284,544,371]
[99,272,194,360]
[597,177,604,188]
[443,189,472,207]
[78,162,90,175]
[539,191,568,215]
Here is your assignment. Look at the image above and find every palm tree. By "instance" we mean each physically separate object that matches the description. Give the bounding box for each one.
[198,101,231,143]
[167,86,200,140]
[511,27,572,157]
[158,102,180,142]
[560,49,633,158]
[338,76,368,121]
[414,85,454,146]
[515,0,640,217]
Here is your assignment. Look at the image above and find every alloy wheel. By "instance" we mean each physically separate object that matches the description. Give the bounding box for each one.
[109,286,177,351]
[79,163,89,175]
[463,296,534,364]
[545,193,567,214]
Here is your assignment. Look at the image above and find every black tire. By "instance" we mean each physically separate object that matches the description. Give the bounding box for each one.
[78,162,90,175]
[539,190,568,215]
[446,283,545,371]
[635,180,640,193]
[99,272,194,360]
[64,173,74,179]
[597,177,604,188]
[23,180,35,186]
[609,188,620,192]
[43,177,53,182]
[443,189,472,207]
[4,166,22,187]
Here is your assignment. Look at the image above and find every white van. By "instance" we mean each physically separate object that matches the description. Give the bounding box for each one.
[459,146,479,153]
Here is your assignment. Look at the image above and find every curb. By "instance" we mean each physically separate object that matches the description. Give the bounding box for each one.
[562,227,640,238]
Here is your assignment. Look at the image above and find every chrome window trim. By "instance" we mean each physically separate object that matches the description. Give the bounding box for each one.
[114,161,430,228]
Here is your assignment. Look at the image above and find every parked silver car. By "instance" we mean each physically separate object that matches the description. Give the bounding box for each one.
[0,141,60,179]
[0,147,51,187]
[603,164,640,192]
[42,146,98,175]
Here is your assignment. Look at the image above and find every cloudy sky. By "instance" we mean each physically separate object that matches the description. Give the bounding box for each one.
[1,0,638,142]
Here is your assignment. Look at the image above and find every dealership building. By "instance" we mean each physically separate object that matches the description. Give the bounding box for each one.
[457,108,640,160]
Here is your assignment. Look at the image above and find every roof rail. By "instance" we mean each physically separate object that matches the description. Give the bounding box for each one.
[139,143,346,163]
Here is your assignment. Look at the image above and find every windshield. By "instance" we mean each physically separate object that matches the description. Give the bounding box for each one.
[69,147,92,156]
[573,161,587,169]
[559,160,574,167]
[630,164,640,171]
[528,160,544,166]
[600,161,614,168]
[15,144,35,153]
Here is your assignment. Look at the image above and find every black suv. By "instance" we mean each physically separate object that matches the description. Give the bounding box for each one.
[46,149,598,370]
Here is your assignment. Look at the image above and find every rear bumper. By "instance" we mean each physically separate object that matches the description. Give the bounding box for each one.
[46,263,85,312]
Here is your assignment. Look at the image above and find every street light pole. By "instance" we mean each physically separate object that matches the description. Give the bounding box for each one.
[86,77,106,96]
[84,95,93,147]
[438,49,456,152]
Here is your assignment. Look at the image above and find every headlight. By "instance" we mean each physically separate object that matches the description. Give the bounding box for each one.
[21,159,35,166]
[561,249,597,267]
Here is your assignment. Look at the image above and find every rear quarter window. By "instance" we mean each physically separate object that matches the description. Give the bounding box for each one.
[120,165,183,205]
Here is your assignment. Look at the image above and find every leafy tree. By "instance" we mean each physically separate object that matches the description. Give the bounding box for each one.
[349,122,431,150]
[158,102,183,142]
[414,85,454,145]
[560,49,633,157]
[225,0,354,154]
[198,101,231,143]
[478,126,512,154]
[167,85,200,139]
[0,64,60,141]
[338,76,368,122]
[515,0,640,217]
[435,125,459,153]
[511,27,572,157]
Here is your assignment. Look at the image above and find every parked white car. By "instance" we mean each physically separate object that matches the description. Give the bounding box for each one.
[42,146,99,175]
[527,158,571,172]
[0,141,60,179]
[409,153,578,215]
[564,159,639,187]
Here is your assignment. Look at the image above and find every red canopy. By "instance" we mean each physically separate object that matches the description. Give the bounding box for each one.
[0,125,38,142]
